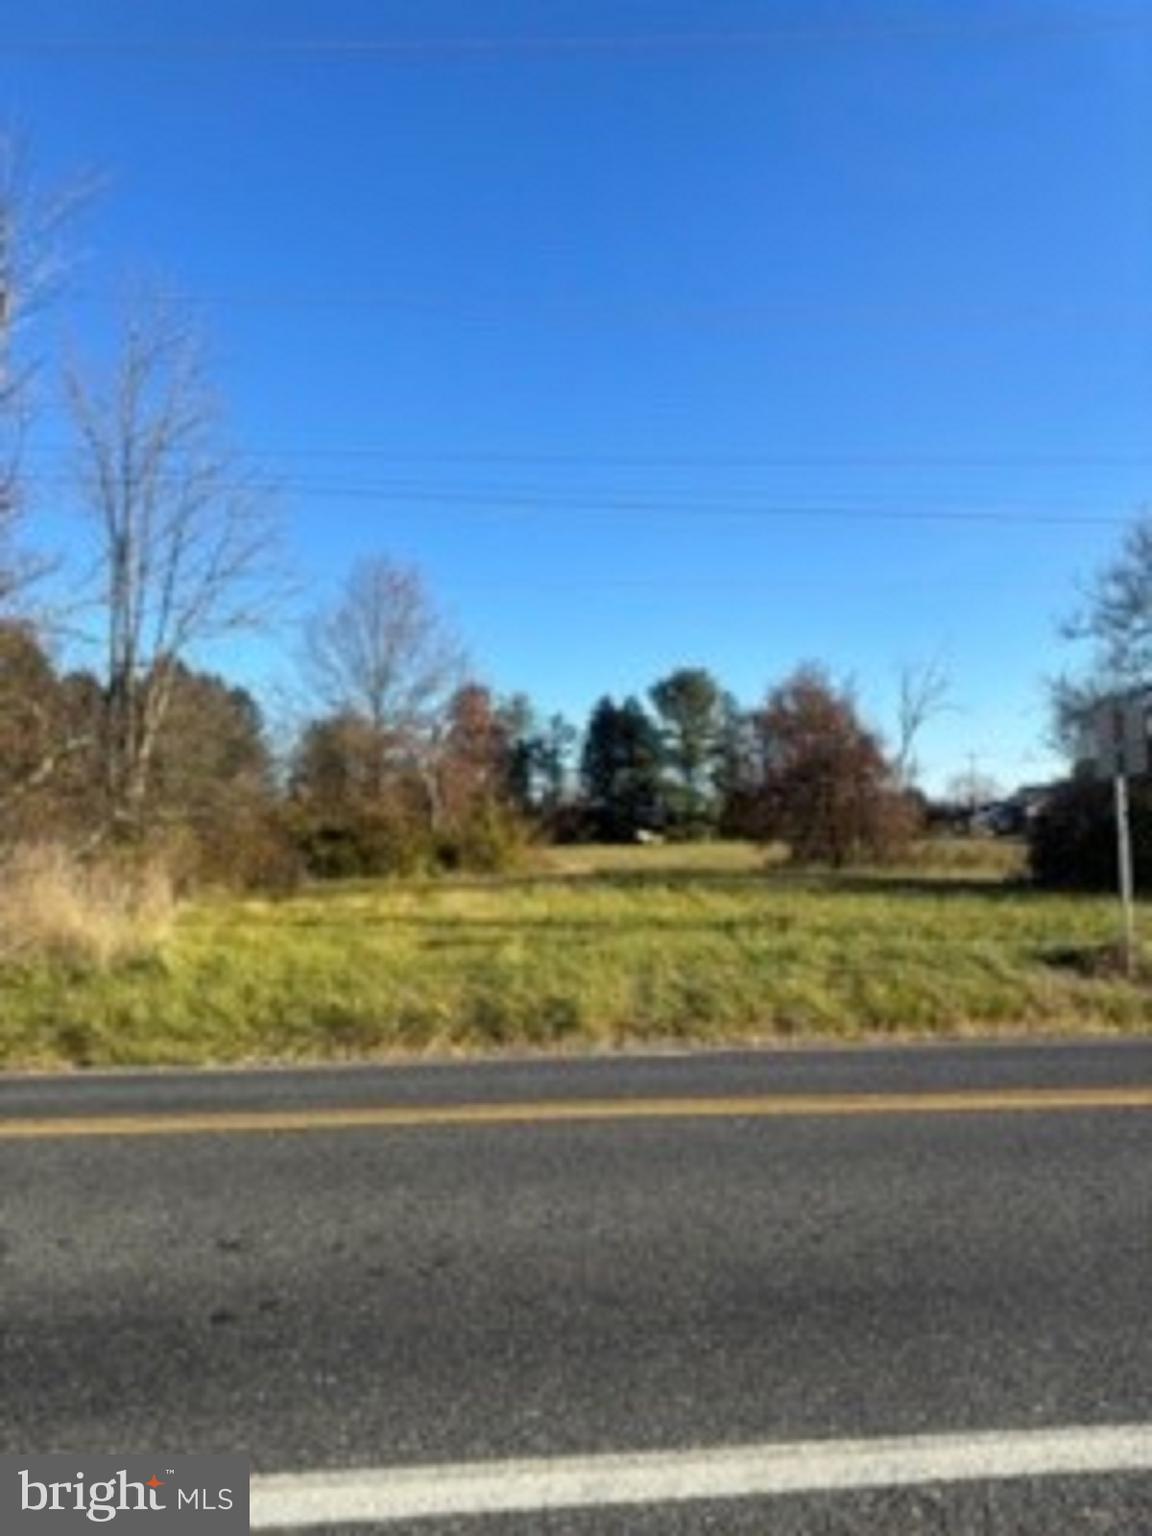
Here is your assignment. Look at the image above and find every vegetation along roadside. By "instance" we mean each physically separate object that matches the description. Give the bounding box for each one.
[4,841,1152,1072]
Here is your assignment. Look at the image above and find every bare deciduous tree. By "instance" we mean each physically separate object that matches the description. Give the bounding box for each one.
[303,556,464,806]
[68,301,280,833]
[1048,673,1110,763]
[893,654,952,786]
[1046,509,1152,763]
[0,133,90,608]
[1063,510,1152,685]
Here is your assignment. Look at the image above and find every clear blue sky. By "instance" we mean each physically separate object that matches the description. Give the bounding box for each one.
[5,0,1151,793]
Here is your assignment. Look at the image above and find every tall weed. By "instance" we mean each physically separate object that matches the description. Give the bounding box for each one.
[0,844,175,969]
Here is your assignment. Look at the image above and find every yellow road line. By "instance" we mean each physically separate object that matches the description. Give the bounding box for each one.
[2,1087,1152,1138]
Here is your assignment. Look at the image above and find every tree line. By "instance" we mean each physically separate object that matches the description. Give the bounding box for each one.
[0,569,927,885]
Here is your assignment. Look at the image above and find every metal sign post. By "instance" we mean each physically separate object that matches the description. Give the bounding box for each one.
[1090,697,1146,976]
[1114,772,1137,978]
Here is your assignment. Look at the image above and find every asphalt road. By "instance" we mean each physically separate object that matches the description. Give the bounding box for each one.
[2,1041,1151,1532]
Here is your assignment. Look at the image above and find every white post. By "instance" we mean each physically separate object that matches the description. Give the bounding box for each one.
[1115,773,1137,977]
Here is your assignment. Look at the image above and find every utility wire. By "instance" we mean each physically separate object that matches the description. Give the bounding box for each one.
[2,12,1149,56]
[20,445,1152,470]
[56,289,1152,323]
[18,473,1139,526]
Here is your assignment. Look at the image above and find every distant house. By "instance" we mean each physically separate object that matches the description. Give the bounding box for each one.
[971,785,1053,837]
[933,784,1055,838]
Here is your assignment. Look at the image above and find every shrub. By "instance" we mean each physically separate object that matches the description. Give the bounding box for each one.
[437,801,531,874]
[0,843,175,969]
[1029,776,1152,890]
[292,808,438,880]
[180,810,303,894]
[755,667,920,867]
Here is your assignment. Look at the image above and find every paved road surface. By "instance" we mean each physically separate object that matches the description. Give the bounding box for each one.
[2,1041,1150,1531]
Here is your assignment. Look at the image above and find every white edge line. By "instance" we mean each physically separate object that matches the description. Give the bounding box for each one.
[249,1423,1152,1527]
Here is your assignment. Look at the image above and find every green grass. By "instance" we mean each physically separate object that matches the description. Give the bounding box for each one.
[542,840,776,877]
[1,839,1147,1069]
[542,836,1027,881]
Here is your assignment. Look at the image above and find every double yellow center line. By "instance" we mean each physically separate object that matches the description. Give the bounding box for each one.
[2,1086,1152,1139]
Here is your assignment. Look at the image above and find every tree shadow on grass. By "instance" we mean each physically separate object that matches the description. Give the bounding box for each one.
[1041,941,1152,983]
[278,867,1037,926]
[501,868,1034,903]
[820,873,1035,901]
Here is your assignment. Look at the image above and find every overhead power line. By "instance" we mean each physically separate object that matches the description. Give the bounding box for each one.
[3,13,1149,56]
[60,290,1152,324]
[21,445,1152,470]
[18,472,1138,526]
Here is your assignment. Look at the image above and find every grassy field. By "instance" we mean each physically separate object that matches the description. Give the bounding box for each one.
[1,839,1149,1070]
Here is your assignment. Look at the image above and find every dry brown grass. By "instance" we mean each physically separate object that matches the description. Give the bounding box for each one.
[0,843,175,969]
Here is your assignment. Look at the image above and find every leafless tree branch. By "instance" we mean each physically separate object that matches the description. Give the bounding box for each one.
[67,297,282,831]
[304,557,464,736]
[893,654,952,787]
[300,556,466,811]
[0,131,95,609]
